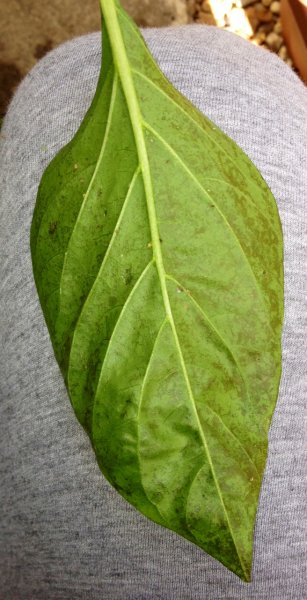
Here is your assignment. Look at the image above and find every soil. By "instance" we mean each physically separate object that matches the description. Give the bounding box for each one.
[0,0,294,118]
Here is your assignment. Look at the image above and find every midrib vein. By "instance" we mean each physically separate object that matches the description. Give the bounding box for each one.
[100,0,246,577]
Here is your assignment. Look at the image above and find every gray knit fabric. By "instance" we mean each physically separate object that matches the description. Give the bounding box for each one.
[0,25,306,599]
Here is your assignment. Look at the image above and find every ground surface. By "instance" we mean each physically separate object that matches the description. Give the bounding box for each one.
[0,0,292,117]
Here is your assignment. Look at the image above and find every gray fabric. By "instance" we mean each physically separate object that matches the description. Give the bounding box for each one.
[0,24,306,599]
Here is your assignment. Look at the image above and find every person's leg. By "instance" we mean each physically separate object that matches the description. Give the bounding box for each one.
[0,26,306,599]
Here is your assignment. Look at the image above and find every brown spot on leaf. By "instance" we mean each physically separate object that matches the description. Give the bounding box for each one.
[49,221,58,235]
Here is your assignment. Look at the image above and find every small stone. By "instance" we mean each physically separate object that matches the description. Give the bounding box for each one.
[274,21,283,34]
[255,5,274,22]
[278,45,288,60]
[270,1,281,14]
[255,31,266,43]
[266,31,283,51]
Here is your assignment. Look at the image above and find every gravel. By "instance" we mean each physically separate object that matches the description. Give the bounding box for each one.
[190,0,293,67]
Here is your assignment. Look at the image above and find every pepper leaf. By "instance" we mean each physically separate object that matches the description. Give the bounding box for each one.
[30,0,283,581]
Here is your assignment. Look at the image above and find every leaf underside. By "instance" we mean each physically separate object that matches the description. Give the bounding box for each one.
[30,0,283,582]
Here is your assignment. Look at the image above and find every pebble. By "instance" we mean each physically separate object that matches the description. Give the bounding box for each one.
[270,1,281,14]
[278,45,288,60]
[189,0,292,71]
[255,31,266,43]
[260,10,273,22]
[266,31,283,51]
[274,21,283,34]
[254,4,273,22]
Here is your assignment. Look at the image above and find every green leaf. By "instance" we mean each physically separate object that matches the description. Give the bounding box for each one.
[30,0,283,582]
